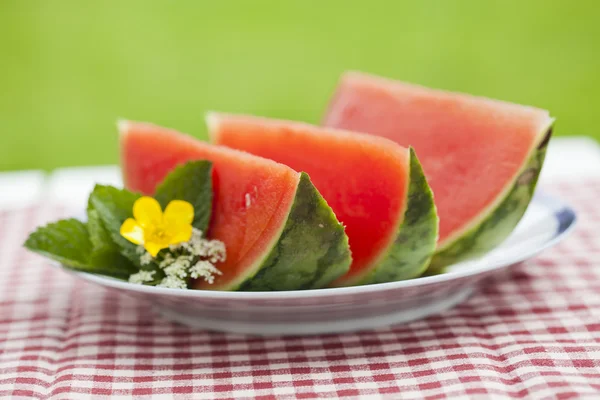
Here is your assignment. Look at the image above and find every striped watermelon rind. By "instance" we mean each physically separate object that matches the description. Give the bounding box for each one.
[238,172,352,291]
[340,148,438,286]
[427,125,552,274]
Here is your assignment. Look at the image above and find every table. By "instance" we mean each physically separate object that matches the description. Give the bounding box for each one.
[1,138,599,399]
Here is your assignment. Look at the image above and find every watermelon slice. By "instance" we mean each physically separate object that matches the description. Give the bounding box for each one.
[208,113,438,286]
[119,121,351,291]
[322,71,553,272]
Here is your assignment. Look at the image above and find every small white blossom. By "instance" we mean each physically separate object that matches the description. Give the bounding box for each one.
[193,228,204,239]
[136,245,156,266]
[163,258,190,279]
[190,260,223,284]
[163,255,192,271]
[206,240,226,264]
[158,252,176,269]
[189,240,208,258]
[140,252,153,266]
[157,275,188,289]
[128,270,156,285]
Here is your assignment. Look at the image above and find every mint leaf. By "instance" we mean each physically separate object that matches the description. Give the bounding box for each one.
[87,208,138,277]
[23,218,129,279]
[25,219,92,269]
[88,185,143,266]
[87,208,114,252]
[155,161,213,233]
[88,252,138,278]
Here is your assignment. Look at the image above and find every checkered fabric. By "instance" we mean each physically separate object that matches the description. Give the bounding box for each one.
[0,180,599,399]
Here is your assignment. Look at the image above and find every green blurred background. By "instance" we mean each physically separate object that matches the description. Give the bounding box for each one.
[1,1,599,171]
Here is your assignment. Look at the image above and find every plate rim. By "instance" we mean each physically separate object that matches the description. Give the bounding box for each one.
[57,192,577,300]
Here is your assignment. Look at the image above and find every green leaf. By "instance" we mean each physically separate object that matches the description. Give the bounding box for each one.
[88,185,144,266]
[24,218,92,269]
[87,207,114,252]
[87,208,138,277]
[24,217,139,279]
[154,161,213,233]
[88,252,138,278]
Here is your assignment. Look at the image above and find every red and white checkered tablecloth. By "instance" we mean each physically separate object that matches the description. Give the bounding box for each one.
[0,179,599,400]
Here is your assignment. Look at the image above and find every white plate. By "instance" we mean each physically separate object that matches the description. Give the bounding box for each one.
[58,192,576,336]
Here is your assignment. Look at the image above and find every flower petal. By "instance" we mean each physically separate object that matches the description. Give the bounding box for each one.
[120,218,144,245]
[168,224,193,246]
[134,197,163,228]
[164,200,194,227]
[144,241,166,258]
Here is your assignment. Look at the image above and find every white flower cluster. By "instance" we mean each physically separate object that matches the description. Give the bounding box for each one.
[128,270,156,285]
[169,228,226,265]
[128,228,225,289]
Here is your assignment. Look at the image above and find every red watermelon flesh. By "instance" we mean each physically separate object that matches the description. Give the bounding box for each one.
[208,113,438,286]
[323,72,553,249]
[120,121,299,290]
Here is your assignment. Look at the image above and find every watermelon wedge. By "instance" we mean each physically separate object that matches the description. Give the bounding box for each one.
[119,121,351,291]
[322,71,553,272]
[208,113,438,286]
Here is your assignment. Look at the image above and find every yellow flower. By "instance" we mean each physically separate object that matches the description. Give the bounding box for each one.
[120,197,194,257]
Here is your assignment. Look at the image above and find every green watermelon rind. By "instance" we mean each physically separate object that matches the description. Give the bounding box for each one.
[426,126,553,274]
[342,148,439,286]
[231,172,352,291]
